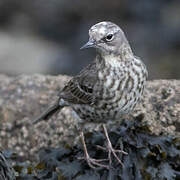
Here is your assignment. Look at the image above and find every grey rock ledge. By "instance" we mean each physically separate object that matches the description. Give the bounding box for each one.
[0,74,179,160]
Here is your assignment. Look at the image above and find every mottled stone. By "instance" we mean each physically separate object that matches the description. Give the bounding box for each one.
[0,74,179,160]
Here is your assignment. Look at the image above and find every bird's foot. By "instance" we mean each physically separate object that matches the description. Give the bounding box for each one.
[79,132,109,169]
[97,124,128,166]
[78,154,109,169]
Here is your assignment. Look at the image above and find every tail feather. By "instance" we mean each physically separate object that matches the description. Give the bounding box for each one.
[32,103,62,124]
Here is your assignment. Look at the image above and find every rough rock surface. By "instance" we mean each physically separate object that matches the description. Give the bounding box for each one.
[0,151,15,180]
[0,74,179,160]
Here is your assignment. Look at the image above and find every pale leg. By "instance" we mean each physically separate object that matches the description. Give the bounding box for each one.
[79,131,109,169]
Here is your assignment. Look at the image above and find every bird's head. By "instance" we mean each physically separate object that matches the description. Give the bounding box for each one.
[80,21,129,56]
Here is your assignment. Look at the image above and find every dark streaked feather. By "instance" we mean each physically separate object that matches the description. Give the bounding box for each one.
[59,62,97,105]
[33,62,98,124]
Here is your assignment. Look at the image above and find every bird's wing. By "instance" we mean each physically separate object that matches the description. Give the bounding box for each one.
[59,62,97,105]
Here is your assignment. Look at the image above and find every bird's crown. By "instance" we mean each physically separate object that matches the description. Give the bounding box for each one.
[89,21,121,41]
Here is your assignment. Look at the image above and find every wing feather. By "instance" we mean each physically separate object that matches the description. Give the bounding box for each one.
[59,62,97,105]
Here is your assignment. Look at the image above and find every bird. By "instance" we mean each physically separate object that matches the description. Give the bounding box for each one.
[33,21,148,169]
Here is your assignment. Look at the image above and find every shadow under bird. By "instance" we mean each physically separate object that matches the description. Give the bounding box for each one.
[33,21,148,169]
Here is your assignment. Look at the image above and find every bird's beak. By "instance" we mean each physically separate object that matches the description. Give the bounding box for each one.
[80,40,96,50]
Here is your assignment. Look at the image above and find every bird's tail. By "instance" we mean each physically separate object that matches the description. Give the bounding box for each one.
[32,102,62,124]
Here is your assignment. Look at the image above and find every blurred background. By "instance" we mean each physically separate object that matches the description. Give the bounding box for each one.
[0,0,179,80]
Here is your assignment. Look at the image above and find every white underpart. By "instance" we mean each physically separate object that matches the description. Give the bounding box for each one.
[111,79,120,91]
[104,55,122,68]
[134,59,143,73]
[105,78,112,87]
[98,71,104,80]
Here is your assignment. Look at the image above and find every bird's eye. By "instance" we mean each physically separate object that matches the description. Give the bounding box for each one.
[106,34,114,41]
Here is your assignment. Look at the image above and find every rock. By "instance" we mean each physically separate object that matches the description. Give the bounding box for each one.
[0,151,15,180]
[0,74,179,160]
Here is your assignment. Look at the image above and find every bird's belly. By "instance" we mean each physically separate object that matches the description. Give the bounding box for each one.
[96,90,140,119]
[72,89,141,122]
[72,104,118,122]
[72,68,145,122]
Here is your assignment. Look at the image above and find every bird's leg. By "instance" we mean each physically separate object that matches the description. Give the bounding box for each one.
[78,131,109,169]
[101,124,128,166]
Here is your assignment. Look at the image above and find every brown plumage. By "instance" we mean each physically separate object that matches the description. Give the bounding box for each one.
[33,21,148,169]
